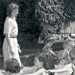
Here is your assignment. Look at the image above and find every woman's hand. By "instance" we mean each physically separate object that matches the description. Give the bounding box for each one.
[18,44,21,53]
[10,47,14,56]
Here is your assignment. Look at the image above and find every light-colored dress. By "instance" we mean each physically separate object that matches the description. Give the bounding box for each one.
[3,17,21,66]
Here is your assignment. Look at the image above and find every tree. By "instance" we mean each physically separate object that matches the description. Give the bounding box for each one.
[35,0,75,41]
[17,0,42,42]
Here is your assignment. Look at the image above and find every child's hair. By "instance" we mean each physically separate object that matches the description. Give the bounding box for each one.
[35,53,54,70]
[6,3,19,17]
[4,58,21,73]
[44,34,55,44]
[58,50,71,64]
[42,40,54,52]
[69,46,75,59]
[63,37,74,49]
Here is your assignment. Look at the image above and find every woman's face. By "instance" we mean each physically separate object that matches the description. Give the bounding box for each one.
[11,8,19,17]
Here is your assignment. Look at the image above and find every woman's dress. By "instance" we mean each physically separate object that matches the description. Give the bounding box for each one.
[3,17,21,66]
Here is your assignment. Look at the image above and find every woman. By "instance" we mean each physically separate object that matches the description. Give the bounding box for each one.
[3,3,22,67]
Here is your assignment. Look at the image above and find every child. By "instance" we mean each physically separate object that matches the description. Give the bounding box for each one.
[2,58,37,75]
[3,53,55,75]
[16,53,50,75]
[69,46,75,75]
[1,58,21,75]
[63,37,74,54]
[19,51,55,75]
[46,50,73,75]
[42,39,57,69]
[21,54,49,75]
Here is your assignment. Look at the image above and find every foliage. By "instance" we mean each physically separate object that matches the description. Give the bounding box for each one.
[17,0,42,41]
[35,0,75,40]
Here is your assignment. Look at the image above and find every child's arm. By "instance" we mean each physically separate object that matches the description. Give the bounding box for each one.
[24,68,45,75]
[49,50,57,56]
[47,67,69,73]
[20,67,37,74]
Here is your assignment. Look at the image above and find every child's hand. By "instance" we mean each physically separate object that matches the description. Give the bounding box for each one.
[45,70,52,73]
[45,70,50,73]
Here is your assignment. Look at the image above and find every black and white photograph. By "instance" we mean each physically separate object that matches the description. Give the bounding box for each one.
[0,0,75,75]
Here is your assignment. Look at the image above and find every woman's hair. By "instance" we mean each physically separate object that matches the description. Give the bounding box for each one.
[58,50,71,64]
[6,3,19,17]
[4,58,20,73]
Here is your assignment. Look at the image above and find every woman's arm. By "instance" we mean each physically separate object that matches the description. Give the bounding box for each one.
[5,33,14,55]
[5,33,12,47]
